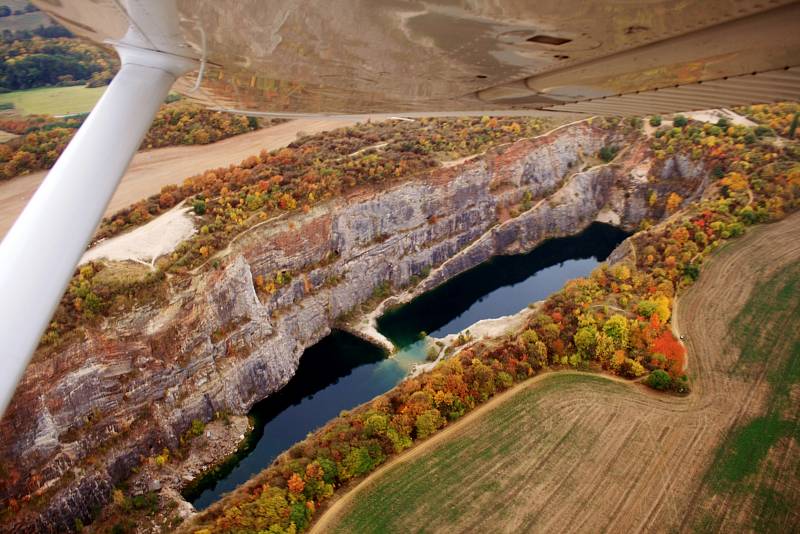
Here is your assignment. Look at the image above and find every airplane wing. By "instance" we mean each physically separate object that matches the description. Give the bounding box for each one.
[35,0,800,116]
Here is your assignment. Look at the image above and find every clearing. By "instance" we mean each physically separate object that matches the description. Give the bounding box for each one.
[316,211,800,534]
[0,85,106,116]
[0,130,18,143]
[80,205,196,267]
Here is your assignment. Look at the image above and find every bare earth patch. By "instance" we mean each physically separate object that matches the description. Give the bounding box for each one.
[81,205,196,267]
[314,212,800,534]
[684,108,758,127]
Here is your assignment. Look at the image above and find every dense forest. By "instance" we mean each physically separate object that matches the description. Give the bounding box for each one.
[0,36,117,90]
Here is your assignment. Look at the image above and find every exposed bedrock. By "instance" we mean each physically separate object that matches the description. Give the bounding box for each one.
[0,121,706,532]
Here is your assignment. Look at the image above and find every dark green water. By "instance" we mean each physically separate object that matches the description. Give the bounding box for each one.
[186,223,627,508]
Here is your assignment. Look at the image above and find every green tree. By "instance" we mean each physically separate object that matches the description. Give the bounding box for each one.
[645,369,673,391]
[192,198,206,215]
[343,446,377,478]
[599,145,619,162]
[682,263,700,281]
[289,501,311,531]
[637,299,658,318]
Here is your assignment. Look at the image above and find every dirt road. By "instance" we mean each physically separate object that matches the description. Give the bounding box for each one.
[314,212,800,534]
[0,118,360,238]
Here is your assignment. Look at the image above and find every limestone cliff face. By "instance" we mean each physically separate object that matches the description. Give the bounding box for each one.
[0,121,706,532]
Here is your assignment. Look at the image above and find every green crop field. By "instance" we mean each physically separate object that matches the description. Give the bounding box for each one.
[329,374,631,534]
[0,86,106,116]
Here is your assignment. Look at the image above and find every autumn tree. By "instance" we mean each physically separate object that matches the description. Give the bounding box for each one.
[651,330,686,375]
[595,332,616,364]
[415,409,444,439]
[287,472,305,496]
[574,324,598,360]
[518,329,547,365]
[666,192,683,213]
[602,315,629,349]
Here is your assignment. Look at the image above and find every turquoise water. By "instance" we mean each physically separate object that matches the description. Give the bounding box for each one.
[186,223,628,508]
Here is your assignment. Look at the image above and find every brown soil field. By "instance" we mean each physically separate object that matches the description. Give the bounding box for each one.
[314,211,800,534]
[0,118,360,239]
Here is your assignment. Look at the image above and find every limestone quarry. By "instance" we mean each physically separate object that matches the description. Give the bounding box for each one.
[0,120,707,532]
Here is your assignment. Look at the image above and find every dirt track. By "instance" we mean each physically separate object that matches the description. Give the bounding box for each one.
[315,211,800,534]
[0,118,361,239]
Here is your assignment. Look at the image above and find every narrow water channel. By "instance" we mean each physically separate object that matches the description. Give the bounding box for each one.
[185,222,628,508]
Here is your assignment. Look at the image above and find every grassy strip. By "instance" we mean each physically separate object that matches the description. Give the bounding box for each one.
[700,262,800,532]
[0,85,106,115]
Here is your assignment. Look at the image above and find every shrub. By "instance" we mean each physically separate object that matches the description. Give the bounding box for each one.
[192,198,207,215]
[649,115,662,127]
[645,369,673,390]
[154,449,169,468]
[426,345,439,361]
[83,292,103,315]
[754,125,774,138]
[188,418,205,438]
[682,263,700,281]
[673,115,688,127]
[599,145,619,162]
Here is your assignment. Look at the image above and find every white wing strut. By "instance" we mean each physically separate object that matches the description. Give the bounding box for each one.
[0,41,195,415]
